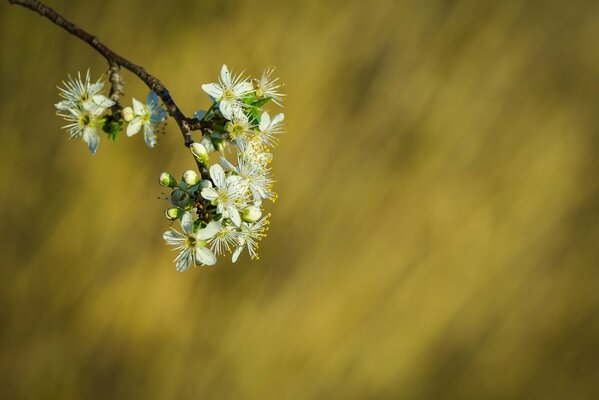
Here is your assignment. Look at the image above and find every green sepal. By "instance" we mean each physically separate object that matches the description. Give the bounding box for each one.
[102,115,122,141]
[252,97,271,108]
[243,93,257,105]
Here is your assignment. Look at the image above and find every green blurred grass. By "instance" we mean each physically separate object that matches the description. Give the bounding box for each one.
[1,0,598,398]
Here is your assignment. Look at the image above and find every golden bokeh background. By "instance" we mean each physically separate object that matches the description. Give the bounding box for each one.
[1,0,598,398]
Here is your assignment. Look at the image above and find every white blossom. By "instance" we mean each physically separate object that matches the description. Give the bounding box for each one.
[56,105,104,154]
[163,212,218,271]
[55,70,114,112]
[232,215,270,262]
[200,164,248,227]
[256,111,285,147]
[201,64,253,120]
[253,67,285,106]
[126,91,167,148]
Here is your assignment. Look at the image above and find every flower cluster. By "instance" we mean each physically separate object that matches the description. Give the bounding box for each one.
[53,64,285,271]
[55,71,116,154]
[55,71,168,153]
[162,65,285,270]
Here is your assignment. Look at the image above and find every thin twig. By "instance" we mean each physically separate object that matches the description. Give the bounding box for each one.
[8,0,205,147]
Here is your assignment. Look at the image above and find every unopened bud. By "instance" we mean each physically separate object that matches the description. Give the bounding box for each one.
[212,138,226,152]
[159,172,177,188]
[200,137,215,153]
[190,142,209,163]
[182,169,200,186]
[242,206,262,222]
[165,207,183,220]
[122,106,134,122]
[171,189,190,208]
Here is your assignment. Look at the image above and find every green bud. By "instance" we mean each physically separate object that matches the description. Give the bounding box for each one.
[159,172,177,188]
[182,169,200,186]
[171,189,190,208]
[165,207,183,220]
[242,206,262,222]
[212,138,226,152]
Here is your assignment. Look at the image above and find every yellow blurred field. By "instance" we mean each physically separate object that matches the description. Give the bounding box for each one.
[1,0,598,398]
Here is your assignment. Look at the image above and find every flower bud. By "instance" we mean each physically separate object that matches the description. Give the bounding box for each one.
[200,137,215,153]
[171,189,190,208]
[182,169,200,186]
[165,207,183,220]
[159,172,177,188]
[190,142,209,163]
[212,138,226,152]
[122,106,134,122]
[242,206,262,223]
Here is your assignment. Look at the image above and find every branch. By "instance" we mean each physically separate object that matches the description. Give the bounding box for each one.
[8,0,204,147]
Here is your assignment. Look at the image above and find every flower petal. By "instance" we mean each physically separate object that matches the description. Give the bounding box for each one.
[92,94,115,109]
[146,91,160,108]
[228,206,241,227]
[196,246,216,266]
[271,113,285,126]
[201,83,223,100]
[209,164,226,188]
[132,97,145,115]
[259,111,270,131]
[232,246,243,263]
[127,118,142,136]
[144,126,157,148]
[219,100,233,120]
[163,230,184,245]
[180,212,193,235]
[175,248,192,272]
[234,81,253,96]
[197,221,220,240]
[82,127,99,155]
[220,64,231,86]
[219,156,236,171]
[201,187,218,201]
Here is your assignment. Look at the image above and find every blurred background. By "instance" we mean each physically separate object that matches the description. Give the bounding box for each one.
[1,0,598,398]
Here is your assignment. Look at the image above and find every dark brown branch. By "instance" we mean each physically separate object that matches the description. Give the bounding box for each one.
[8,0,205,147]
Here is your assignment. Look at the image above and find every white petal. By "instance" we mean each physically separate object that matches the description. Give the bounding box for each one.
[201,83,223,99]
[197,221,220,240]
[219,100,233,120]
[163,230,184,245]
[55,100,70,111]
[82,127,99,155]
[220,64,231,86]
[209,164,226,188]
[234,81,253,96]
[180,212,193,235]
[228,206,241,227]
[196,246,217,266]
[271,113,285,126]
[175,249,192,272]
[126,118,142,136]
[259,111,270,131]
[132,97,144,115]
[201,187,218,201]
[219,156,236,171]
[92,94,115,108]
[232,246,243,263]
